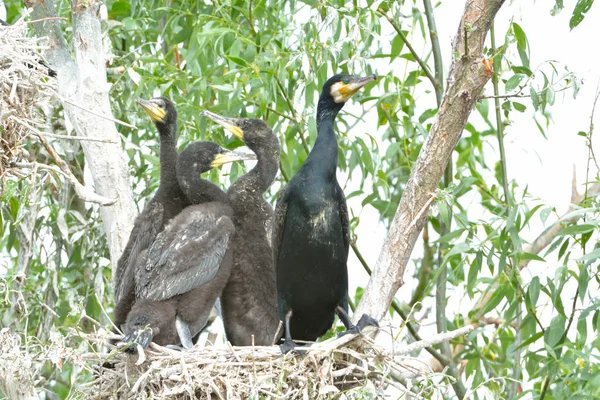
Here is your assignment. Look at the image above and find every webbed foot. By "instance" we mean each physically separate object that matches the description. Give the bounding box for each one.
[337,313,379,338]
[120,327,153,354]
[280,339,309,355]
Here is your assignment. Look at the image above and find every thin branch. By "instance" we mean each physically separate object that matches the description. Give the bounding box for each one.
[490,23,521,400]
[50,89,137,130]
[377,9,439,90]
[274,77,310,153]
[395,326,473,356]
[422,0,444,102]
[11,118,116,206]
[13,118,117,143]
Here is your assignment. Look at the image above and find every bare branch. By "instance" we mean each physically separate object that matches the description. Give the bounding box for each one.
[10,118,117,206]
[378,9,439,90]
[355,0,506,323]
[50,89,137,130]
[395,326,473,356]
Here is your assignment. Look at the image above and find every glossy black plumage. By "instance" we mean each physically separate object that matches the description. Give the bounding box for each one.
[273,74,378,348]
[120,141,252,351]
[113,97,189,331]
[202,111,281,346]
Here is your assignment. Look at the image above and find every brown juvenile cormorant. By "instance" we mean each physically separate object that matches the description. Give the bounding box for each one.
[202,110,280,346]
[120,141,256,351]
[113,97,190,332]
[272,74,379,352]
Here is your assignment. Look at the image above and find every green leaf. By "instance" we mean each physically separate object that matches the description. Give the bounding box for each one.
[467,251,483,297]
[520,252,545,262]
[505,74,525,91]
[559,223,597,236]
[528,276,540,307]
[225,55,249,68]
[530,87,540,111]
[512,23,527,51]
[544,314,566,348]
[513,102,526,112]
[570,0,595,29]
[578,247,600,262]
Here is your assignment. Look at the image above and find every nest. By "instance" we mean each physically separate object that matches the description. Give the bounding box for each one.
[80,326,449,400]
[0,18,56,172]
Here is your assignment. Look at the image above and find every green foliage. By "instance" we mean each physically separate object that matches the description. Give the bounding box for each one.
[1,0,600,399]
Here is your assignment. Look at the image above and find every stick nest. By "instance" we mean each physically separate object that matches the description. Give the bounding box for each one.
[81,328,442,399]
[0,19,56,171]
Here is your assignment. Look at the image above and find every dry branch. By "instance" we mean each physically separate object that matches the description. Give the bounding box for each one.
[10,116,117,205]
[355,0,507,323]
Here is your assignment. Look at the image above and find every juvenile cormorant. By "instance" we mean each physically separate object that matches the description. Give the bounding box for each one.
[202,110,281,346]
[120,141,256,351]
[113,97,190,332]
[272,74,379,352]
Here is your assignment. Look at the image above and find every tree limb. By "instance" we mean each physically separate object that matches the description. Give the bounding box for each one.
[355,0,506,322]
[28,0,136,268]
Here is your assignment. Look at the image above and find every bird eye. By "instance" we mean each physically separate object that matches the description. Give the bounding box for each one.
[342,78,349,84]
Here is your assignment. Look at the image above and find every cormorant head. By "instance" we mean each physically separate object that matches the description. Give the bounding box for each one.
[177,141,256,176]
[317,74,377,119]
[136,96,178,132]
[201,111,279,155]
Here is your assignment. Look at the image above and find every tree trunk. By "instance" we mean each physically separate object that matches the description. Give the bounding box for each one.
[354,0,506,322]
[27,0,136,269]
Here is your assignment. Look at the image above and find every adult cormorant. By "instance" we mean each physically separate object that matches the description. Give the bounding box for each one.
[272,74,379,352]
[113,97,189,332]
[120,141,256,351]
[202,110,280,346]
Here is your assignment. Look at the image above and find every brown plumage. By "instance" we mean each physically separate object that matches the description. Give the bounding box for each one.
[202,111,281,346]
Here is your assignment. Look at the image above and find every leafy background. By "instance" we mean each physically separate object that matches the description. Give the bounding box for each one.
[1,0,599,398]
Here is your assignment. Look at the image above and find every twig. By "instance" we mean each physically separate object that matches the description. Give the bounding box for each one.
[10,117,117,206]
[50,89,137,130]
[395,326,473,356]
[422,0,444,103]
[14,16,68,26]
[377,9,439,90]
[408,193,436,230]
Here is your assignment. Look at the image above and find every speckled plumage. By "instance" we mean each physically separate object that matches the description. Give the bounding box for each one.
[113,97,189,331]
[210,117,281,346]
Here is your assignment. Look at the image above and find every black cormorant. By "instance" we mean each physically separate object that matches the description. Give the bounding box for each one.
[120,141,256,351]
[113,97,189,332]
[202,110,280,346]
[272,74,379,352]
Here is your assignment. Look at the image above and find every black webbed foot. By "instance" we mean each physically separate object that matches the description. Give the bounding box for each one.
[279,339,309,355]
[120,327,153,354]
[279,309,308,354]
[335,307,379,338]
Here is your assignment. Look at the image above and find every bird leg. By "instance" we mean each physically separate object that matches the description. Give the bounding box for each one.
[279,310,308,354]
[176,317,193,350]
[120,320,156,354]
[335,306,379,337]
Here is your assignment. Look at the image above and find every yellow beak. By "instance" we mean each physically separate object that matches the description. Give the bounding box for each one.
[136,98,166,122]
[338,74,378,101]
[201,110,244,140]
[211,149,257,168]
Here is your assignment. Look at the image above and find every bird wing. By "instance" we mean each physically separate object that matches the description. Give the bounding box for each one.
[136,205,234,301]
[114,202,164,305]
[335,182,350,256]
[272,186,290,268]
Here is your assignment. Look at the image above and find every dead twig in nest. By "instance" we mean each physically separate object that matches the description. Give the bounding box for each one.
[80,324,473,399]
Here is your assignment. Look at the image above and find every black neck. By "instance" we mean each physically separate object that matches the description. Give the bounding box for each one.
[303,103,342,180]
[230,146,279,195]
[158,123,178,188]
[183,178,228,204]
